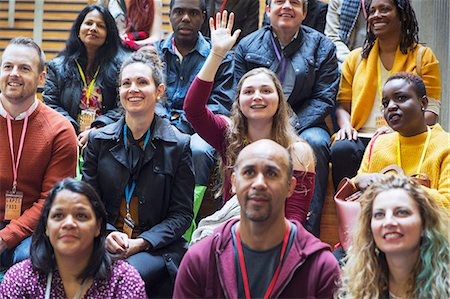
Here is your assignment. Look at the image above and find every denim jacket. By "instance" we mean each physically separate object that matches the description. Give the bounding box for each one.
[155,33,234,134]
[235,26,339,133]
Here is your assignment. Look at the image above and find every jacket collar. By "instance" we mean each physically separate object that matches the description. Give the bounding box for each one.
[160,32,210,58]
[94,115,179,144]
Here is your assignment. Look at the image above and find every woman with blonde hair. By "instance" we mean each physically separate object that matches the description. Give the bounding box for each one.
[336,175,450,298]
[184,12,315,224]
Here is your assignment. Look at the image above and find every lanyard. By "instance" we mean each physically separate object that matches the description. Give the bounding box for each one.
[76,60,100,107]
[123,124,151,211]
[377,56,392,104]
[45,272,88,299]
[396,126,431,173]
[270,35,287,83]
[235,221,291,299]
[6,110,29,193]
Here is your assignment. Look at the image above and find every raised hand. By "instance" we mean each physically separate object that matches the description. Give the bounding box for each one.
[210,10,241,57]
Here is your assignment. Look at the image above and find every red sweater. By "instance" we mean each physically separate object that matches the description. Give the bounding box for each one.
[0,102,77,248]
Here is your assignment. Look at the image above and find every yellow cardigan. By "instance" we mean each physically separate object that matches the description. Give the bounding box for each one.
[338,39,441,131]
[358,124,450,210]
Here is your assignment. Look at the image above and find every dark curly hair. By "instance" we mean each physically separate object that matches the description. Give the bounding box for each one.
[362,0,419,58]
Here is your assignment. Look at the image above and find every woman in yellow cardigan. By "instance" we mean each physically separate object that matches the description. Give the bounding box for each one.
[355,72,449,210]
[330,0,441,189]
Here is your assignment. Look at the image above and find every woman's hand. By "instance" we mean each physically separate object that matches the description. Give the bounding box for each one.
[374,125,393,137]
[354,173,385,191]
[335,124,358,140]
[77,127,95,148]
[210,10,241,57]
[106,231,129,258]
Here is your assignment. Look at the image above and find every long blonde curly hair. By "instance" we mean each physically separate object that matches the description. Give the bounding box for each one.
[336,175,450,299]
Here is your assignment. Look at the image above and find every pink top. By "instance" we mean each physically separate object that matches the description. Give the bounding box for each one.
[0,259,147,298]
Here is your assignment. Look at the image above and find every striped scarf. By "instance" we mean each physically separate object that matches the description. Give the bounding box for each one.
[339,0,363,45]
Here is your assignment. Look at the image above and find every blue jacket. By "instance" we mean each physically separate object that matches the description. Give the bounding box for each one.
[234,26,339,133]
[155,33,235,134]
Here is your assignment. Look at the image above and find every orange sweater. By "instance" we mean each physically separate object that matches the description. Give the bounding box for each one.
[358,124,450,210]
[0,102,77,248]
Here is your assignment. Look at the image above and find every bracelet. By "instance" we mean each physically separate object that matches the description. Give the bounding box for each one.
[210,50,225,59]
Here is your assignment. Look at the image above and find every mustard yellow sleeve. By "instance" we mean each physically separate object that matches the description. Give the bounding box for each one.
[338,48,362,104]
[421,47,441,101]
[422,147,450,211]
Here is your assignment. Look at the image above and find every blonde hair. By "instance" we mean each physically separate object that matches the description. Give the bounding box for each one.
[336,175,450,298]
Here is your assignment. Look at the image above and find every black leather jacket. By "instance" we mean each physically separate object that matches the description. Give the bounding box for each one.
[43,55,123,134]
[82,115,194,254]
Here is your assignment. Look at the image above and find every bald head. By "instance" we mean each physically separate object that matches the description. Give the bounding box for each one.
[235,139,293,179]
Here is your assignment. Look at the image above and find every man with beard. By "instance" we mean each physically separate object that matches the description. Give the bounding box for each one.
[174,139,339,298]
[0,37,77,269]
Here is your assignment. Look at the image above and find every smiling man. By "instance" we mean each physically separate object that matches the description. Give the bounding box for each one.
[174,139,339,298]
[0,38,77,269]
[234,0,339,238]
[155,0,234,234]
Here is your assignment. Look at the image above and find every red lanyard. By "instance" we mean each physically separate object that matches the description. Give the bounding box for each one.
[235,221,291,299]
[6,110,30,192]
[220,0,227,13]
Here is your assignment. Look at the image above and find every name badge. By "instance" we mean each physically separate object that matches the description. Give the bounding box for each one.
[375,115,388,129]
[123,214,135,239]
[78,109,96,132]
[5,190,23,220]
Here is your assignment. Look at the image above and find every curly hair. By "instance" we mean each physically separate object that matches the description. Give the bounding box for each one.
[218,68,308,197]
[336,175,450,298]
[361,0,419,58]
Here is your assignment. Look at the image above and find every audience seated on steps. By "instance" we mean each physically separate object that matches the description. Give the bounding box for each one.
[236,0,339,237]
[43,5,125,149]
[98,0,163,51]
[330,0,441,191]
[82,47,194,298]
[0,37,77,272]
[0,179,147,298]
[184,11,316,227]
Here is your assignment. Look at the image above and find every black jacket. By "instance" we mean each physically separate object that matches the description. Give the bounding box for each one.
[43,55,123,134]
[82,115,194,255]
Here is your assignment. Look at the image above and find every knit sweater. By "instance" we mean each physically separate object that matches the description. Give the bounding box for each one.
[338,39,441,131]
[358,124,450,209]
[0,102,77,248]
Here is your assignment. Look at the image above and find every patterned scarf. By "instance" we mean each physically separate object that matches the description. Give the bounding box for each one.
[339,0,363,45]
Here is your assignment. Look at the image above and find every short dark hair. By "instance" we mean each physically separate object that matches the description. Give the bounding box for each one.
[386,72,427,98]
[30,178,111,281]
[5,37,46,73]
[60,5,123,88]
[170,0,206,12]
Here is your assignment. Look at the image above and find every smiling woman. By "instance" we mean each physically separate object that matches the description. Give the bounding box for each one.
[330,0,442,190]
[0,179,147,298]
[43,5,125,147]
[336,175,450,298]
[82,46,194,297]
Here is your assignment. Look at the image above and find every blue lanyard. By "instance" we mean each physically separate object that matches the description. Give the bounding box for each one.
[270,35,287,84]
[123,124,151,207]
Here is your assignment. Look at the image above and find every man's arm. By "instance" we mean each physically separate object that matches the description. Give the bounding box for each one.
[294,39,339,133]
[173,248,206,298]
[0,119,77,251]
[238,0,259,38]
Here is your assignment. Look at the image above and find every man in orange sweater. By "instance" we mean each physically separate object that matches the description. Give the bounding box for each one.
[0,37,77,269]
